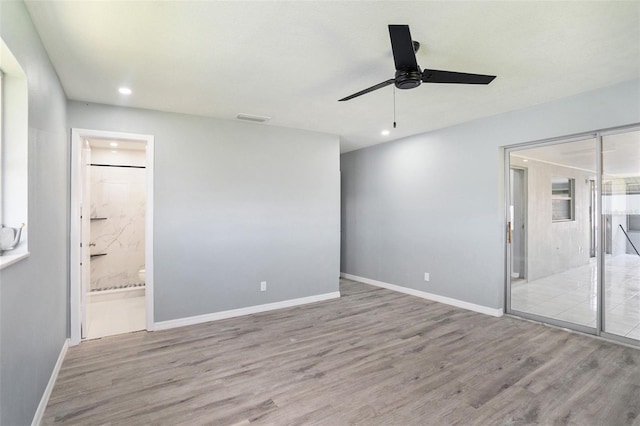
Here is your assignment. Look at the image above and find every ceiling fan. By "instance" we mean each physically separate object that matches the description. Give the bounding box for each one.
[338,25,496,102]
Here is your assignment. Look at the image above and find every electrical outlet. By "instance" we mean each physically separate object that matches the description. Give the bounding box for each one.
[260,281,267,292]
[424,273,430,282]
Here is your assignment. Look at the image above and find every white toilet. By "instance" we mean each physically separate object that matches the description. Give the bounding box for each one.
[138,268,146,283]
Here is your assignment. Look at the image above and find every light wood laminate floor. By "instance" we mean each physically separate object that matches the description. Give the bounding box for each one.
[43,279,640,425]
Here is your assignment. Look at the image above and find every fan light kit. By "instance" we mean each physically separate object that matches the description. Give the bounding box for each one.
[339,25,496,102]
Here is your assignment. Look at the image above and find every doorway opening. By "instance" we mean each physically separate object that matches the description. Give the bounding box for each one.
[70,129,154,345]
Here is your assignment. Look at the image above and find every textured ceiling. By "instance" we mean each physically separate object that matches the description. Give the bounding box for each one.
[24,1,640,153]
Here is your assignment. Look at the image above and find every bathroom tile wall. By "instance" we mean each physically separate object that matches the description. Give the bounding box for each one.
[89,148,146,291]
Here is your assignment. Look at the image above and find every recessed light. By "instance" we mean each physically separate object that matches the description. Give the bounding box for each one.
[110,142,118,147]
[381,130,390,136]
[523,159,529,162]
[118,87,132,95]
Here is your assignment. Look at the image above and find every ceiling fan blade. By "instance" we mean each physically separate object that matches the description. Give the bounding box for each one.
[389,25,419,71]
[422,69,496,84]
[338,79,395,102]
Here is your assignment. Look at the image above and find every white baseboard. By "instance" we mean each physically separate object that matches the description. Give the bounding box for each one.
[154,291,341,331]
[340,273,503,317]
[32,338,69,426]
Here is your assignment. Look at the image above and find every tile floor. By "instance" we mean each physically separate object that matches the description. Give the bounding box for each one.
[511,254,640,340]
[86,292,146,340]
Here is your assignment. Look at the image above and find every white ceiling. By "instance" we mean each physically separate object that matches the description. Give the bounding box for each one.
[24,1,640,153]
[512,130,640,177]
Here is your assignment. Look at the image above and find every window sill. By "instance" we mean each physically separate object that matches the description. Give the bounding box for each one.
[0,252,30,270]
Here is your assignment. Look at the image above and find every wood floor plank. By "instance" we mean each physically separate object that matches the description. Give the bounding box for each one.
[42,279,640,425]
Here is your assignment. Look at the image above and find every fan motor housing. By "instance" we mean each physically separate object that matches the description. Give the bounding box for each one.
[395,70,422,90]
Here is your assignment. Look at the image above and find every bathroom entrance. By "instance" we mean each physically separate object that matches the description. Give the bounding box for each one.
[70,129,154,345]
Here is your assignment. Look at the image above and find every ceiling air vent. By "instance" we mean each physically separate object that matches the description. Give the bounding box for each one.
[236,113,271,123]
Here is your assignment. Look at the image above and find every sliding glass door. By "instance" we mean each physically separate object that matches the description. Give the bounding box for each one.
[602,130,640,342]
[507,127,640,346]
[507,137,598,332]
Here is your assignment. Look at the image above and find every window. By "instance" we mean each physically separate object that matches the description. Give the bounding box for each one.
[0,37,29,268]
[552,177,574,221]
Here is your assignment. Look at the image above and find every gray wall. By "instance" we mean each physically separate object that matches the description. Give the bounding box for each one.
[341,79,640,310]
[67,101,340,322]
[0,2,69,424]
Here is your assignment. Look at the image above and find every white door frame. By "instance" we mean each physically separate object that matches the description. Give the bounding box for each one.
[70,128,155,346]
[80,142,91,339]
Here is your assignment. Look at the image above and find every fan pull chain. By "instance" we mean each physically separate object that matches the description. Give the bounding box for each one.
[393,85,397,129]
